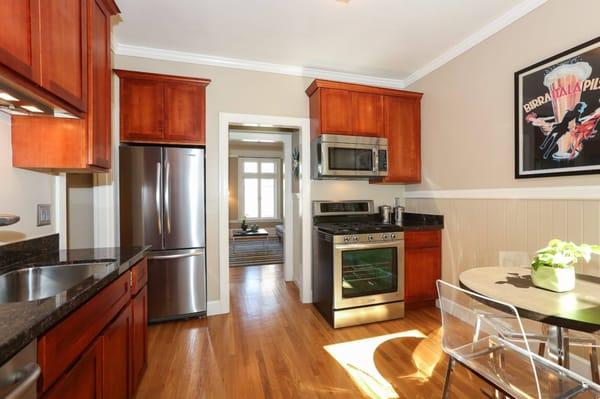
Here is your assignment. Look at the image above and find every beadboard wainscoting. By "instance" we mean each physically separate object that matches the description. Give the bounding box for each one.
[406,198,600,284]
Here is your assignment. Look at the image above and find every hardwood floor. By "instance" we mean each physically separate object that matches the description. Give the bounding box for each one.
[135,264,489,398]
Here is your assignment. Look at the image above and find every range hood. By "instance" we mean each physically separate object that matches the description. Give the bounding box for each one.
[0,75,78,118]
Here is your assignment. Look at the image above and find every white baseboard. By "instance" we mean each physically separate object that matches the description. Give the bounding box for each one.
[207,300,228,316]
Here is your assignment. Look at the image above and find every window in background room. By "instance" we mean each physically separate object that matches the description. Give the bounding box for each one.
[238,158,280,220]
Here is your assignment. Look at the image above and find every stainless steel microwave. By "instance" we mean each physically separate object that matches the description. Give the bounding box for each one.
[311,134,388,179]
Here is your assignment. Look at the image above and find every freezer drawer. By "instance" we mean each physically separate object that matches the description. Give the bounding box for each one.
[147,249,206,322]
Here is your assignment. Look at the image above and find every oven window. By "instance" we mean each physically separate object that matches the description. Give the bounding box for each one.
[328,148,373,171]
[341,247,397,298]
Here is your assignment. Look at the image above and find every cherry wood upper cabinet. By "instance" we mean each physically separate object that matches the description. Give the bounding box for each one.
[119,77,165,141]
[404,230,442,309]
[165,83,207,143]
[87,0,113,169]
[39,0,88,112]
[306,79,418,139]
[379,95,422,183]
[0,0,41,82]
[10,0,119,172]
[351,92,383,137]
[320,88,353,135]
[116,70,211,145]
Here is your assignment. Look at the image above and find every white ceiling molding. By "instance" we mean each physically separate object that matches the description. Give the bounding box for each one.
[405,185,600,200]
[403,0,548,87]
[113,42,407,89]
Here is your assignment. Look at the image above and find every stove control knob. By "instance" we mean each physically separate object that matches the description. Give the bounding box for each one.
[344,236,350,243]
[391,233,396,239]
[352,235,359,241]
[382,234,389,240]
[368,235,373,241]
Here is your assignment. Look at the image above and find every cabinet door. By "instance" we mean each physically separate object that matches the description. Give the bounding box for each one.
[39,0,87,111]
[43,338,102,399]
[120,78,165,142]
[87,0,111,169]
[164,83,205,143]
[0,0,40,82]
[320,88,353,134]
[352,92,383,137]
[405,246,441,307]
[102,304,132,399]
[383,96,421,182]
[131,286,148,394]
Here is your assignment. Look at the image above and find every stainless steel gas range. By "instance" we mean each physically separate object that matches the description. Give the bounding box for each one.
[312,200,404,328]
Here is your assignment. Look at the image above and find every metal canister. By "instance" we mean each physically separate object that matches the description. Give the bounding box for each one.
[393,205,405,226]
[379,205,392,224]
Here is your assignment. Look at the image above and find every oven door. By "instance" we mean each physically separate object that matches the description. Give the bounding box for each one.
[333,239,404,310]
[320,142,379,177]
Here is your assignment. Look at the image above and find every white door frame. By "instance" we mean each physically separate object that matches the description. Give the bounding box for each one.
[218,113,311,315]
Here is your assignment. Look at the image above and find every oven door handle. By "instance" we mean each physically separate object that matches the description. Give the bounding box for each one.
[335,240,403,251]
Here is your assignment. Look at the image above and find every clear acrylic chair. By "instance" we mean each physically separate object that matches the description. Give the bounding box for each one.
[437,280,600,399]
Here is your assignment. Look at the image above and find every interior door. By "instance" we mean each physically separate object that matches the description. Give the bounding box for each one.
[119,146,163,250]
[163,147,205,250]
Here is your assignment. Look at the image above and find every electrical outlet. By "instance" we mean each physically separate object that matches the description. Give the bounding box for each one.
[37,204,51,226]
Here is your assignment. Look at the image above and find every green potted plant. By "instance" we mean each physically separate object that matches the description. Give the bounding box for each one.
[531,239,600,292]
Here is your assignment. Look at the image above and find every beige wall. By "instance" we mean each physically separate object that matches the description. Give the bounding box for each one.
[407,0,600,191]
[0,114,56,244]
[405,0,600,281]
[67,174,94,249]
[114,54,408,302]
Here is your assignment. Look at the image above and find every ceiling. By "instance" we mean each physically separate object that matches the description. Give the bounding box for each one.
[112,0,546,86]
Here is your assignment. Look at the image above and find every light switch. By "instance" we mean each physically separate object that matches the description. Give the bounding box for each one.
[37,204,51,226]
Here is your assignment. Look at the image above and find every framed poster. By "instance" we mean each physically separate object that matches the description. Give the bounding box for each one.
[515,36,600,178]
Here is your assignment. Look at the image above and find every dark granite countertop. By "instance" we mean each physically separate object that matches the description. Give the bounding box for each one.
[0,245,149,365]
[401,212,444,231]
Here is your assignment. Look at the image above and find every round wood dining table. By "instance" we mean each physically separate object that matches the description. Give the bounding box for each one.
[459,266,600,368]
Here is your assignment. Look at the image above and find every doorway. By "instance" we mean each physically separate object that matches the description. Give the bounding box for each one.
[218,113,311,315]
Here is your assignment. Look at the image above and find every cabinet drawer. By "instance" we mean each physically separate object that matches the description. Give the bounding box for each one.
[38,272,130,392]
[405,230,441,249]
[131,258,147,296]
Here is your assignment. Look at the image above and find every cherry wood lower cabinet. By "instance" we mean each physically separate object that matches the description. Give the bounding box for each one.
[102,304,132,399]
[131,286,148,392]
[404,230,442,309]
[42,338,102,399]
[37,257,148,398]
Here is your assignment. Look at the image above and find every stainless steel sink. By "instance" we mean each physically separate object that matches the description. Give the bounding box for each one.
[0,262,115,304]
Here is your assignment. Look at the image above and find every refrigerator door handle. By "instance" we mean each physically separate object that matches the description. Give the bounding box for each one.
[147,249,204,260]
[165,161,171,234]
[155,162,162,235]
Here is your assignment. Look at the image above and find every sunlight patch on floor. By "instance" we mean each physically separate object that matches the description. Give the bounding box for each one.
[324,329,427,399]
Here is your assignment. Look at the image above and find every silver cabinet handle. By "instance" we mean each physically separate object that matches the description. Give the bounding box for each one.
[147,250,204,260]
[156,162,162,235]
[4,363,40,399]
[165,162,171,234]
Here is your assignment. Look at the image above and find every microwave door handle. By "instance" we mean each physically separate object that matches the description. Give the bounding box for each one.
[373,148,378,172]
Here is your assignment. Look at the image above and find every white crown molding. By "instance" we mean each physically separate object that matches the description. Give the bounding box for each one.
[403,0,548,86]
[112,42,406,89]
[405,185,600,200]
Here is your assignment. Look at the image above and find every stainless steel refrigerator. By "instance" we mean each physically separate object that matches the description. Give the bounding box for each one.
[119,145,206,322]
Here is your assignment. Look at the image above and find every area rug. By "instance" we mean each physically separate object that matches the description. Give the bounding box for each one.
[229,238,284,267]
